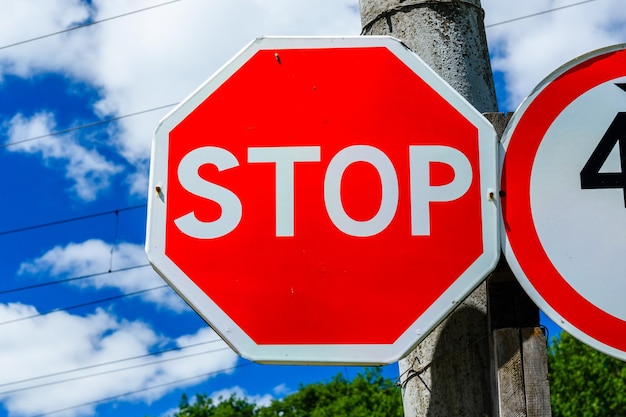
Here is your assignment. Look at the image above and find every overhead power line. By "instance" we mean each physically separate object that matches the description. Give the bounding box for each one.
[485,0,600,28]
[0,0,183,51]
[0,0,598,52]
[0,338,224,390]
[0,264,151,296]
[0,346,231,396]
[0,204,146,236]
[0,285,168,326]
[0,0,601,155]
[0,103,177,150]
[30,362,254,417]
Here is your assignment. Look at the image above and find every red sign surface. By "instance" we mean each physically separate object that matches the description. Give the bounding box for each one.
[147,36,499,364]
[501,44,626,361]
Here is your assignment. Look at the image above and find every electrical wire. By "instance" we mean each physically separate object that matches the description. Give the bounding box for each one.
[0,103,177,150]
[0,285,168,326]
[108,210,120,272]
[29,362,254,417]
[485,0,601,28]
[0,264,151,296]
[0,204,146,236]
[0,0,183,51]
[0,0,598,52]
[0,338,224,390]
[0,346,231,396]
[0,0,599,152]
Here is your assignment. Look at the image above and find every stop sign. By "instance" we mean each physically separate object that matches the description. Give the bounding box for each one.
[146,36,499,364]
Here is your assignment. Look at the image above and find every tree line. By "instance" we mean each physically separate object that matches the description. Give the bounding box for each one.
[153,333,626,417]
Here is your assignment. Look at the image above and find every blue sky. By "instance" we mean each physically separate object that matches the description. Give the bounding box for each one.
[1,1,625,416]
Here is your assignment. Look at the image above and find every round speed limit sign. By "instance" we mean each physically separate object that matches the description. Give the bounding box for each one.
[501,44,626,360]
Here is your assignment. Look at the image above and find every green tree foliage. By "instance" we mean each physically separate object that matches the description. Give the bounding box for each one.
[549,332,626,417]
[175,393,256,417]
[259,367,403,417]
[166,368,402,417]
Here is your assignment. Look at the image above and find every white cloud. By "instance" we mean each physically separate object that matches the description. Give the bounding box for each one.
[155,381,290,416]
[0,306,237,417]
[210,386,274,409]
[483,0,626,110]
[18,239,187,312]
[3,112,122,201]
[4,1,626,195]
[272,383,291,396]
[0,0,92,79]
[0,0,361,197]
[84,0,361,191]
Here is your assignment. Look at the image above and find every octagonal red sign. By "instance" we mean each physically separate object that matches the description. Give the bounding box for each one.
[146,36,499,364]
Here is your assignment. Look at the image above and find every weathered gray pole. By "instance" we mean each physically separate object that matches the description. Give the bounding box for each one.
[359,1,551,416]
[361,0,497,113]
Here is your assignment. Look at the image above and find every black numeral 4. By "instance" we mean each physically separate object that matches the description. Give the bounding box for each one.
[580,112,626,207]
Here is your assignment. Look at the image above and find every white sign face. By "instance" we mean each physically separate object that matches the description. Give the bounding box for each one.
[500,44,626,360]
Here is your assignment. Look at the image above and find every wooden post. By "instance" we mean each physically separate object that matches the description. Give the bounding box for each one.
[490,327,551,416]
[358,2,552,416]
[485,113,551,416]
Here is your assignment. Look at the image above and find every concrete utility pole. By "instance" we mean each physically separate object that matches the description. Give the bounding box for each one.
[361,0,496,114]
[359,1,551,416]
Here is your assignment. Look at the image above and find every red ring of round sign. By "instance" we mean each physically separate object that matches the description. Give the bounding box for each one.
[501,44,626,360]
